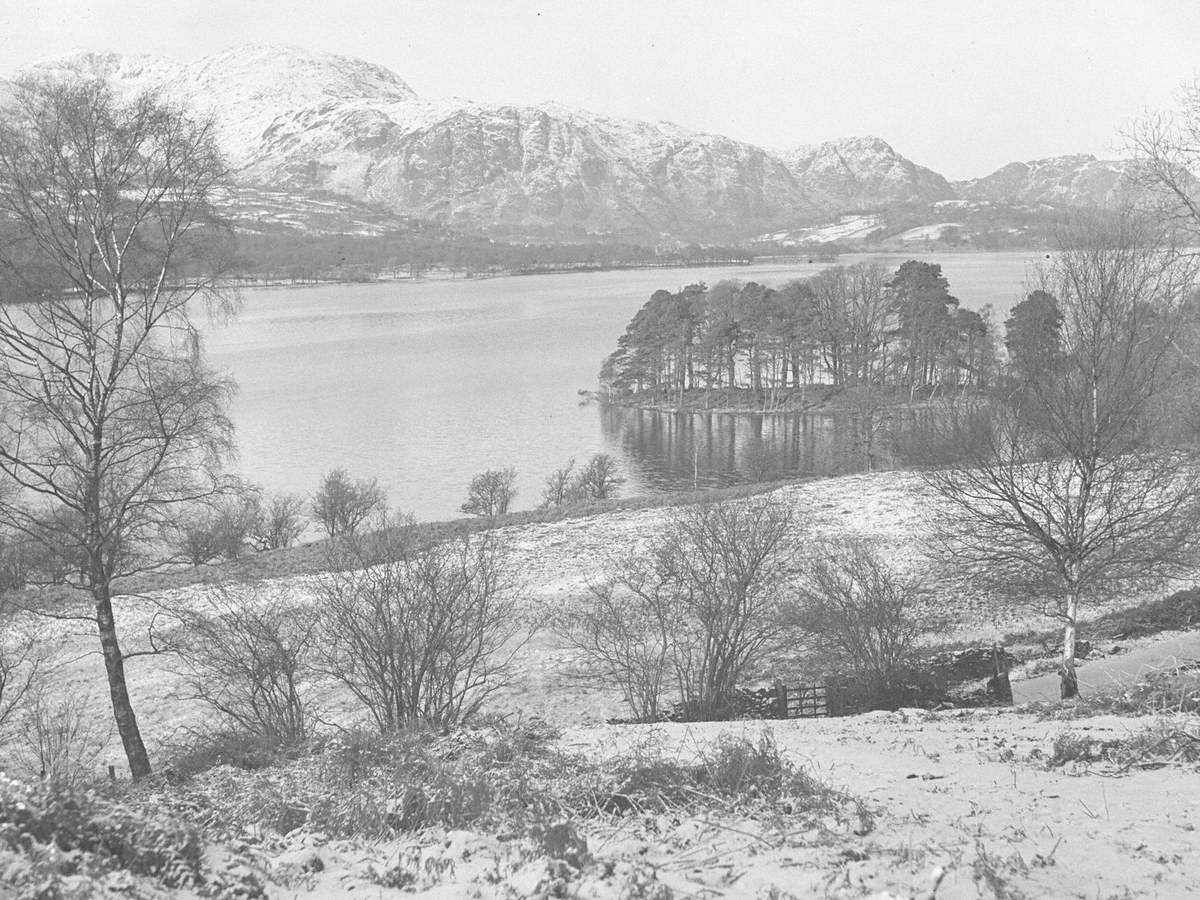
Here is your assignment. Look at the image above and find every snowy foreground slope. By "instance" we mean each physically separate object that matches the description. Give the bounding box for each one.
[13,45,1136,240]
[15,468,1200,898]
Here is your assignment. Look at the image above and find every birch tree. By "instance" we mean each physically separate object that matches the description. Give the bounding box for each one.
[0,77,236,776]
[927,212,1200,698]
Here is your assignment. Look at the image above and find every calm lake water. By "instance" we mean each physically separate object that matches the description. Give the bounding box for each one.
[202,252,1045,520]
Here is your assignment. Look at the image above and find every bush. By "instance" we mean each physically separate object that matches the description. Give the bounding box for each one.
[172,584,318,744]
[317,526,526,730]
[0,776,205,888]
[311,468,386,538]
[563,496,797,721]
[461,467,518,517]
[16,690,112,786]
[787,539,929,710]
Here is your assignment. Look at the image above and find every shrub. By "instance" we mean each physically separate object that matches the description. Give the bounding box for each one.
[16,690,112,786]
[172,584,318,744]
[461,467,518,517]
[316,526,526,730]
[312,468,387,537]
[564,496,797,721]
[0,776,205,888]
[787,539,929,710]
[742,443,784,483]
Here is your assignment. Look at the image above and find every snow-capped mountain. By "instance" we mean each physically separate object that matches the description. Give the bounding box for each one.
[8,46,1135,241]
[12,45,961,240]
[954,154,1137,207]
[782,136,956,210]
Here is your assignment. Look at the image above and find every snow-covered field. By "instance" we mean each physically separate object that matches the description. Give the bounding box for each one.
[758,214,885,246]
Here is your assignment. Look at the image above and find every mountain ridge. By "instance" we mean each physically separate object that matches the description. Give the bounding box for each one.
[7,45,1137,242]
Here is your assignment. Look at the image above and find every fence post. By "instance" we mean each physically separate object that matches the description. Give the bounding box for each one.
[987,643,1013,704]
[774,679,788,719]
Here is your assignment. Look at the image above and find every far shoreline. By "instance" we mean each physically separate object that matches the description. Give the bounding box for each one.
[222,246,1050,293]
[591,389,961,417]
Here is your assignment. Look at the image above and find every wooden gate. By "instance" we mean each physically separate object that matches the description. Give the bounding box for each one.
[774,681,829,718]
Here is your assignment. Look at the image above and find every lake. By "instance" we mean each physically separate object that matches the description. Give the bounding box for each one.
[203,252,1045,520]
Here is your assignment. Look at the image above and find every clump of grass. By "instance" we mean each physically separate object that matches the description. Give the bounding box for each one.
[1047,721,1200,770]
[601,731,860,826]
[161,727,297,779]
[1048,731,1111,766]
[1033,664,1200,720]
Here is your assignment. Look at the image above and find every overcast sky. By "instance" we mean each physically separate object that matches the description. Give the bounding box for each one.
[1,0,1197,179]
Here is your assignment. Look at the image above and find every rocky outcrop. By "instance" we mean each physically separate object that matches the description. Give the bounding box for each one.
[954,154,1137,207]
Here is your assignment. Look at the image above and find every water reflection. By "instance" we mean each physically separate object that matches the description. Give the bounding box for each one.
[602,403,920,492]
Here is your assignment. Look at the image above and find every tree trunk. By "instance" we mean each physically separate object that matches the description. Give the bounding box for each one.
[95,586,152,778]
[1060,589,1080,699]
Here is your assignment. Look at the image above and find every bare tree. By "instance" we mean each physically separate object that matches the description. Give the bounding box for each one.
[1126,83,1200,235]
[0,78,237,777]
[460,467,517,517]
[247,491,308,551]
[926,212,1200,698]
[572,453,624,501]
[311,468,386,538]
[172,584,317,745]
[566,496,797,720]
[557,578,670,722]
[316,522,527,730]
[175,490,259,566]
[787,539,927,703]
[540,458,576,509]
